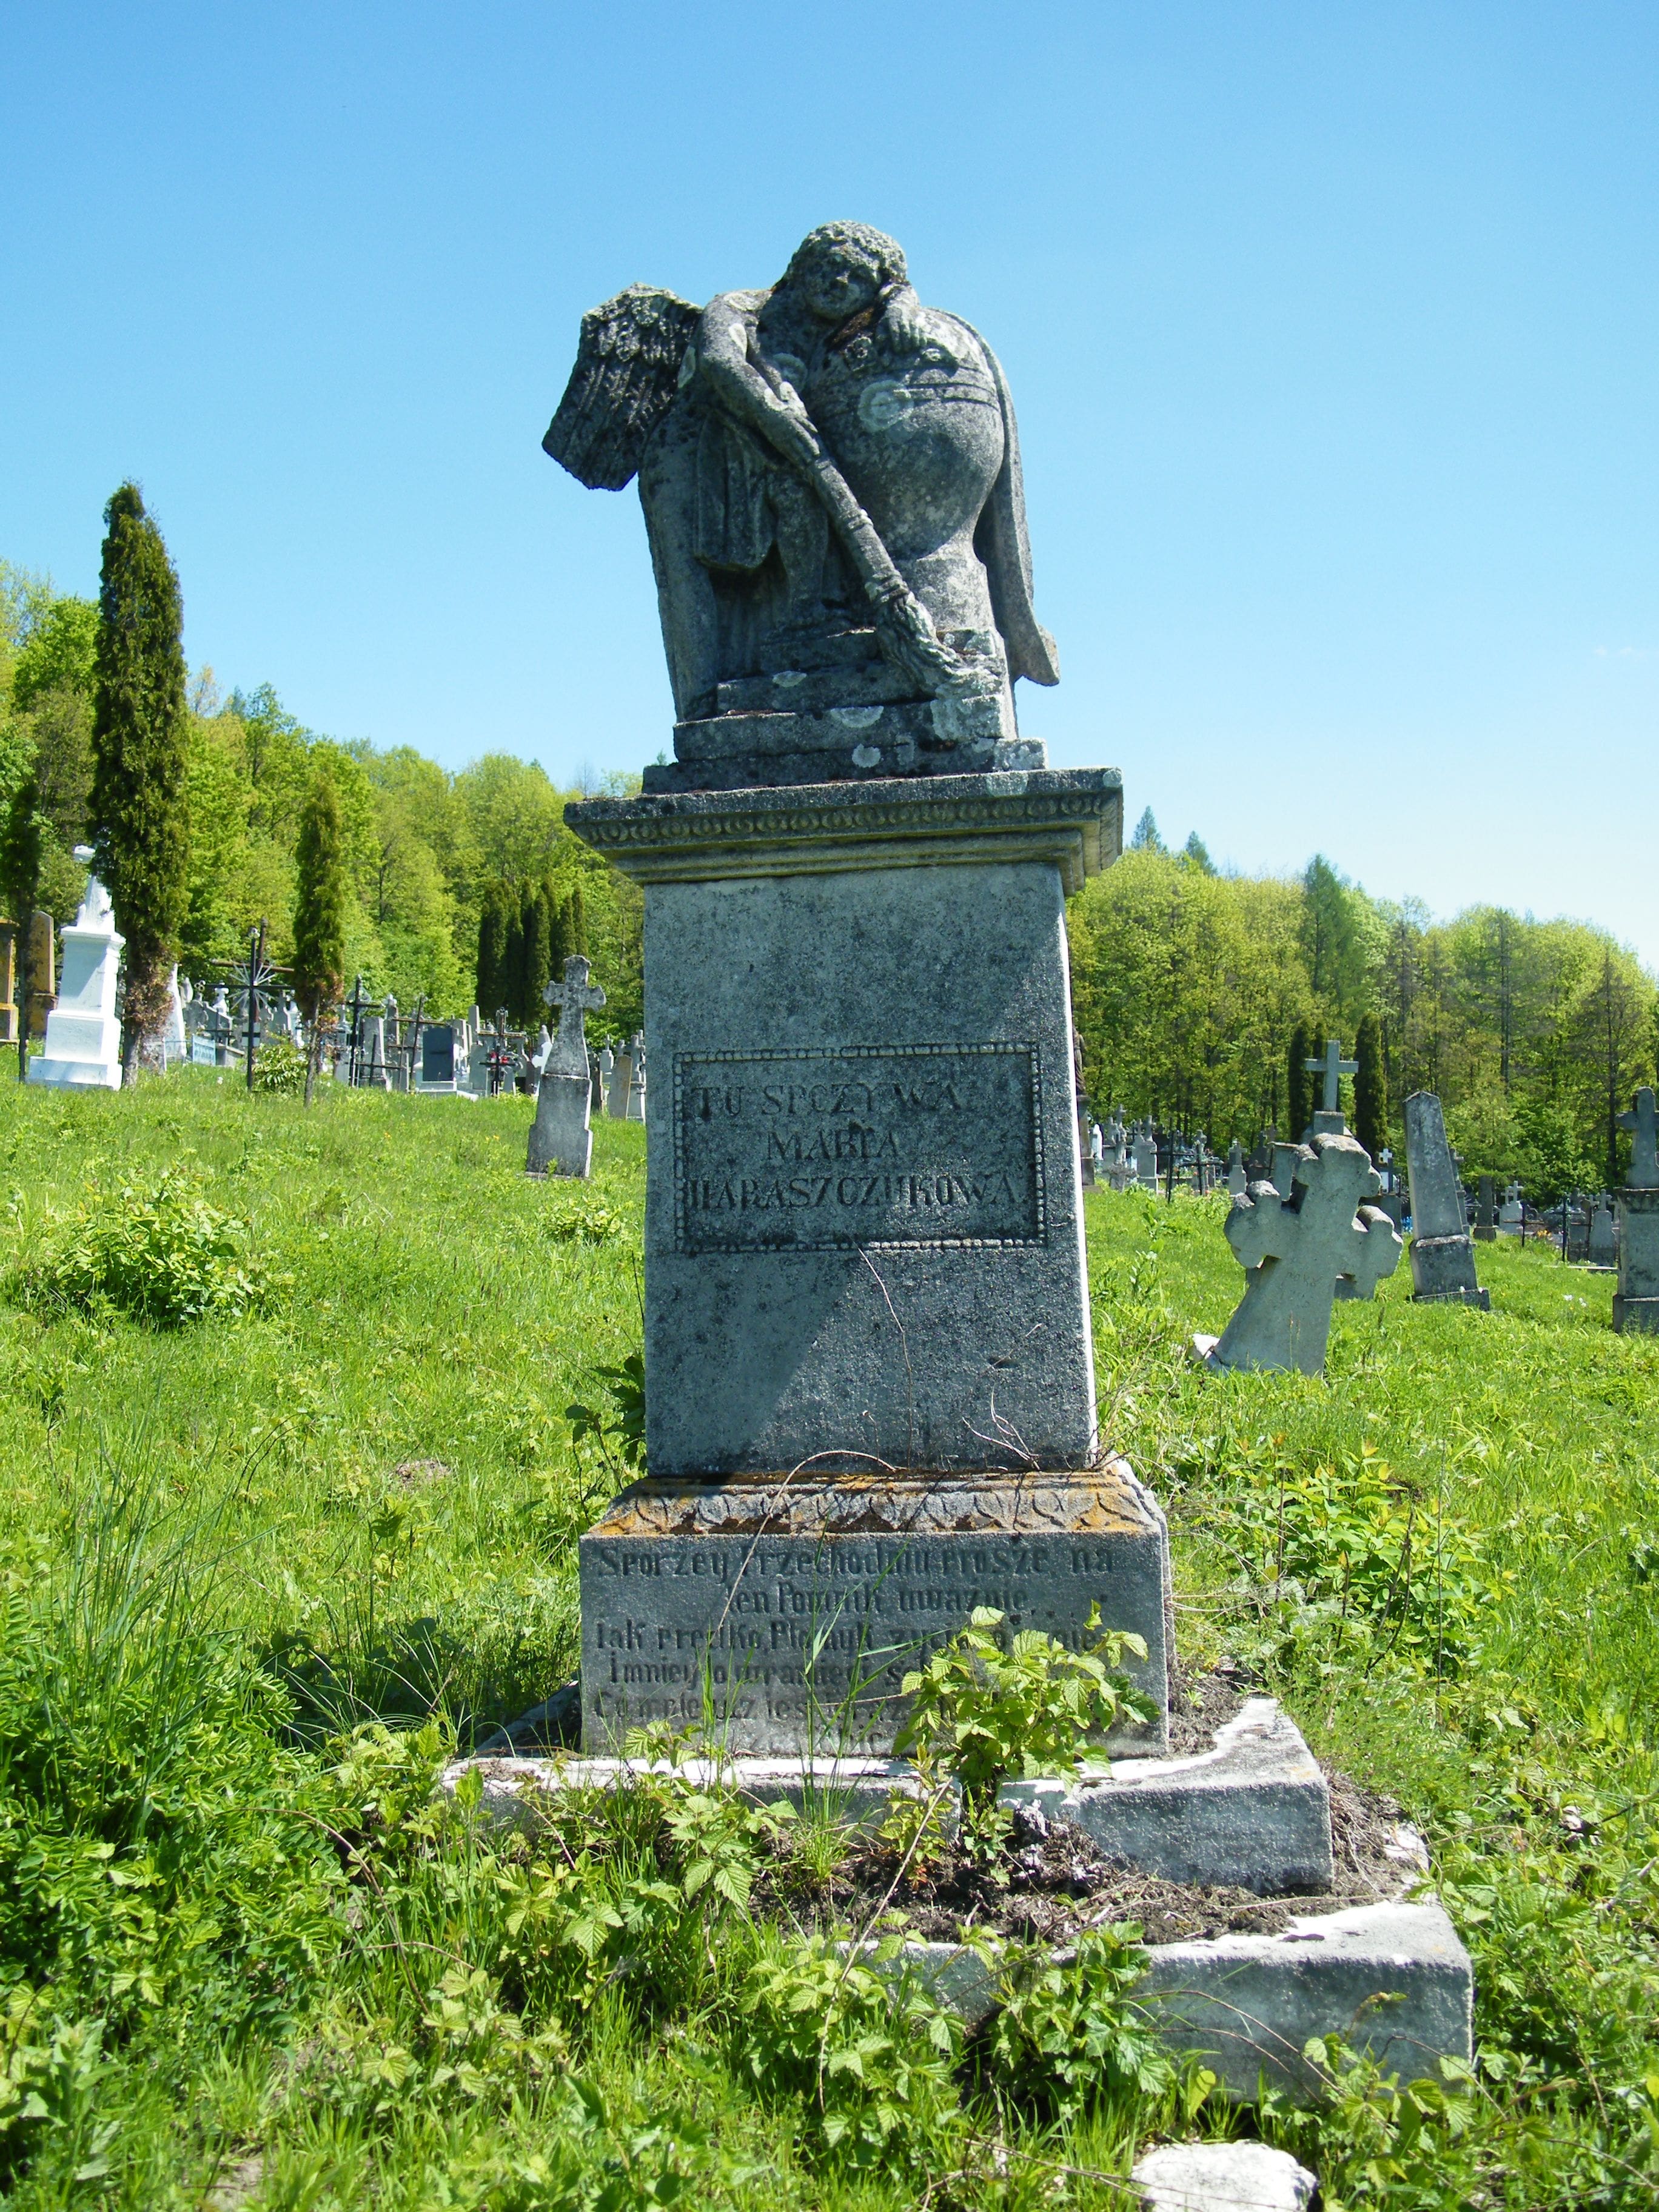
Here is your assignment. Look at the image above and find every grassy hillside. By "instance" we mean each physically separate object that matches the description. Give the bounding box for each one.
[0,1076,1653,2208]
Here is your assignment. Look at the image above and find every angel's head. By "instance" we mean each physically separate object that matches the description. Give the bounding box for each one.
[782,223,908,323]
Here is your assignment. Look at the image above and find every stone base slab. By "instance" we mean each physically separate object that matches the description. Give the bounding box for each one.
[1000,1698,1332,1894]
[579,1466,1172,1757]
[439,1752,954,1835]
[1412,1284,1492,1311]
[1409,1234,1489,1308]
[871,1899,1472,2102]
[1613,1294,1659,1333]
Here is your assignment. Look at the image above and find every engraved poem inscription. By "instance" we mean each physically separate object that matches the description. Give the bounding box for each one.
[673,1044,1045,1253]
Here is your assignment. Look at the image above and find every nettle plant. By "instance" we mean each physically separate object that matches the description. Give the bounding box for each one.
[12,1171,278,1328]
[895,1606,1155,1843]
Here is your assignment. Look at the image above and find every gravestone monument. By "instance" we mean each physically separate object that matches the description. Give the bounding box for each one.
[528,956,606,1177]
[1305,1037,1356,1136]
[1588,1197,1617,1269]
[1226,1140,1247,1198]
[606,1039,635,1120]
[551,222,1168,1756]
[594,1041,613,1110]
[625,1031,647,1122]
[1499,1179,1524,1233]
[1133,1121,1159,1190]
[28,866,122,1090]
[1403,1092,1490,1309]
[418,1024,459,1094]
[1474,1174,1496,1242]
[1614,1088,1659,1333]
[26,908,56,1038]
[1201,1136,1402,1376]
[0,921,16,1044]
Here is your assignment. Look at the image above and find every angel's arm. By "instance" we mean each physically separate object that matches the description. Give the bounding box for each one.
[694,292,822,469]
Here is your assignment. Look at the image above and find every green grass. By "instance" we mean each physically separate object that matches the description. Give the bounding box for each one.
[0,1078,1654,2208]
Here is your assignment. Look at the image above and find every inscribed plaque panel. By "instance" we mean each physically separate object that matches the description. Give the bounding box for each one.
[672,1043,1045,1253]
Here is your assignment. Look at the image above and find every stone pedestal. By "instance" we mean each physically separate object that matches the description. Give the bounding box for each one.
[25,909,56,1039]
[566,769,1158,1753]
[580,1466,1170,1756]
[1614,1187,1659,1333]
[528,1074,592,1175]
[28,878,121,1090]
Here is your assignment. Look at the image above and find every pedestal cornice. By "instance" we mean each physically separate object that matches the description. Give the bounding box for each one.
[565,768,1123,893]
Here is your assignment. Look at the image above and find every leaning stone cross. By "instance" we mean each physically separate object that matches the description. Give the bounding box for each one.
[1204,1132,1402,1375]
[1305,1037,1358,1122]
[1617,1086,1659,1190]
[543,956,606,1081]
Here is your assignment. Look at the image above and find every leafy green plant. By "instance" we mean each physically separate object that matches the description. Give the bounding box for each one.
[567,1352,645,1476]
[983,1924,1173,2119]
[738,1931,962,2171]
[13,1169,277,1326]
[543,1198,625,1245]
[250,1036,307,1095]
[895,1606,1155,1825]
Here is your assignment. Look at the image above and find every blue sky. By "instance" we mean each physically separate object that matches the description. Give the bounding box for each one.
[4,2,1655,959]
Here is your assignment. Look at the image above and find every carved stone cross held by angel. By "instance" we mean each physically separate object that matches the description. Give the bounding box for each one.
[543,222,1059,791]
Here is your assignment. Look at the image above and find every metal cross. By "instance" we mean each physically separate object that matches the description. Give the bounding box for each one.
[543,955,606,1078]
[1305,1037,1358,1113]
[1617,1086,1659,1189]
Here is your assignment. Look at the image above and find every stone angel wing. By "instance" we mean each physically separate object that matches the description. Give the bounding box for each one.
[542,283,702,492]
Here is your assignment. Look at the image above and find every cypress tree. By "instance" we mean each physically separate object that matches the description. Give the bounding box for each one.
[500,890,526,1025]
[1353,1011,1386,1162]
[1287,1022,1313,1142]
[89,484,189,1081]
[292,771,348,1106]
[569,879,588,958]
[477,883,507,1014]
[523,883,553,1027]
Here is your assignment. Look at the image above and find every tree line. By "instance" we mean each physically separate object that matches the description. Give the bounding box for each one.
[1069,809,1658,1201]
[0,506,645,1076]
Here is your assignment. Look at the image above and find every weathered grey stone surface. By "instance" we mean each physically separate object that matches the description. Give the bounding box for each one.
[578,1467,1171,1755]
[1475,1173,1498,1242]
[1615,1101,1659,1330]
[568,774,1120,1479]
[1138,1899,1473,2100]
[544,224,1058,790]
[528,956,606,1176]
[1404,1091,1490,1308]
[1131,2142,1316,2212]
[439,1751,957,1835]
[858,1899,1472,2099]
[1207,1135,1402,1377]
[999,1698,1331,1894]
[606,1042,635,1119]
[1226,1141,1247,1198]
[1589,1198,1617,1268]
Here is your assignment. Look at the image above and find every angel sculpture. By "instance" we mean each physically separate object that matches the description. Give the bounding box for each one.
[544,221,1059,791]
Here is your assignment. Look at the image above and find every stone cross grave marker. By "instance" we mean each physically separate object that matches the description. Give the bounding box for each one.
[528,956,606,1177]
[1403,1091,1490,1308]
[1227,1139,1247,1197]
[1305,1037,1357,1136]
[1203,1133,1403,1375]
[1615,1088,1659,1333]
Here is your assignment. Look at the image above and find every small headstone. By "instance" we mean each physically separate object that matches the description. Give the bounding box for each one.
[1499,1179,1524,1231]
[1403,1091,1490,1309]
[625,1030,646,1122]
[1226,1139,1246,1197]
[1133,1121,1158,1190]
[1271,1142,1301,1199]
[606,1039,634,1119]
[26,908,56,1037]
[1132,2140,1316,2212]
[1203,1133,1402,1375]
[528,956,606,1176]
[0,920,17,1044]
[1588,1197,1617,1269]
[419,1024,458,1091]
[1614,1087,1659,1333]
[1474,1173,1497,1242]
[360,1014,389,1090]
[28,870,122,1090]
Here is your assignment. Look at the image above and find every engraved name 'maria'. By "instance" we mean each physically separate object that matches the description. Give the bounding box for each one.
[686,1167,1024,1215]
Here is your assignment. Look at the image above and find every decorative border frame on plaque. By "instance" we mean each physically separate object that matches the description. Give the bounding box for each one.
[671,1042,1049,1255]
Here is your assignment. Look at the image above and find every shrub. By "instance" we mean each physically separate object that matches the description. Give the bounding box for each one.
[738,1931,962,2171]
[895,1606,1155,1822]
[984,1924,1173,2119]
[250,1036,307,1094]
[13,1170,276,1326]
